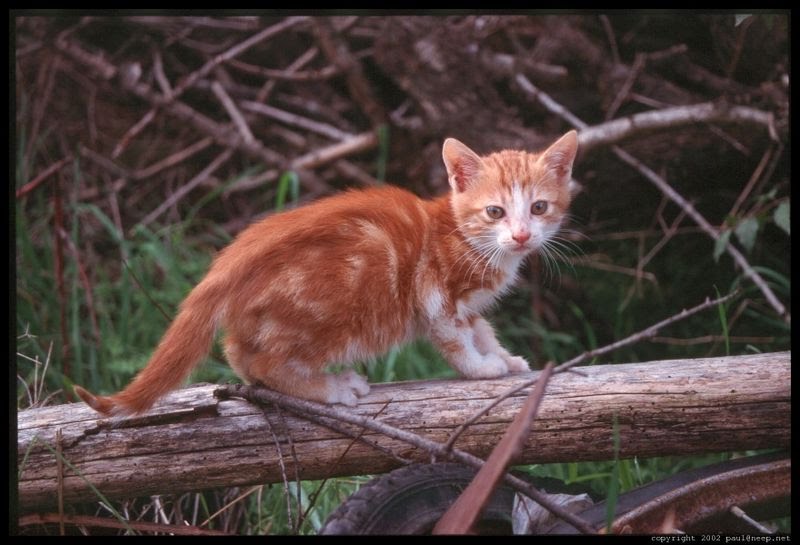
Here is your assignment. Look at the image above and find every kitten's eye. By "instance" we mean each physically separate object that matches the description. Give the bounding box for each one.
[531,201,548,215]
[485,206,505,219]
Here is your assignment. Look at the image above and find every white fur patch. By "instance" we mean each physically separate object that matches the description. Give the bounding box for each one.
[423,288,445,319]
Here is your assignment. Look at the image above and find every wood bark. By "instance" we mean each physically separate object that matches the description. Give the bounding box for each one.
[17,351,789,512]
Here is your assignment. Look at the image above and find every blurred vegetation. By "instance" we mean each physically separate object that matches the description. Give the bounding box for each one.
[15,13,789,535]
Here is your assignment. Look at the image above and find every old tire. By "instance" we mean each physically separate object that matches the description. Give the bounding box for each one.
[319,462,582,535]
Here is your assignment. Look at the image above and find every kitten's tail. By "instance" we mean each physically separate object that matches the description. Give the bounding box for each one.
[74,279,226,416]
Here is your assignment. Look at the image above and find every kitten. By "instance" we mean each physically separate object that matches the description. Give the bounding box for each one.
[74,131,578,415]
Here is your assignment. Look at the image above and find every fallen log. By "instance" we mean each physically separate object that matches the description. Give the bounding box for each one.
[17,351,790,512]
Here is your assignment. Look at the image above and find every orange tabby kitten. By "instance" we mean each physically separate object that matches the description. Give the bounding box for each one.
[75,131,578,415]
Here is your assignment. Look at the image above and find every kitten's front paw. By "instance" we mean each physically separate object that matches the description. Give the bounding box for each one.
[504,355,531,373]
[326,370,370,407]
[461,353,509,379]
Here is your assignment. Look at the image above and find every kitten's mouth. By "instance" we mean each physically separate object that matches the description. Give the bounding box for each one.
[509,243,532,254]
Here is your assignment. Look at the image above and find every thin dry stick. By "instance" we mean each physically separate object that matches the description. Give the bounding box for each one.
[255,46,319,104]
[728,143,775,219]
[215,384,595,534]
[299,401,399,531]
[111,108,157,159]
[292,407,413,467]
[229,58,339,81]
[579,101,777,153]
[110,17,308,157]
[312,17,385,126]
[211,81,255,144]
[443,290,741,454]
[515,74,786,320]
[167,17,308,103]
[16,156,74,199]
[136,148,234,231]
[611,146,786,320]
[133,137,215,180]
[272,404,304,533]
[55,38,287,167]
[260,405,296,532]
[606,52,645,120]
[240,101,354,141]
[291,131,378,171]
[433,362,555,535]
[152,50,172,95]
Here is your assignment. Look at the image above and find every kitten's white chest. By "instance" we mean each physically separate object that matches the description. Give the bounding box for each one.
[463,256,524,314]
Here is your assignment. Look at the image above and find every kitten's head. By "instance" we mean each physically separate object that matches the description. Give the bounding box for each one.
[442,131,579,260]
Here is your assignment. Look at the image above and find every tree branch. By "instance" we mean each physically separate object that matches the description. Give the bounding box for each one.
[514,73,787,321]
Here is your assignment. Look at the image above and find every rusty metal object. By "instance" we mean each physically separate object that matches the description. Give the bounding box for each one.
[611,455,790,533]
[547,452,790,534]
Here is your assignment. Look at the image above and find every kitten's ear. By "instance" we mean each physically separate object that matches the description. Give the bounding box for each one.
[442,138,484,193]
[539,130,579,183]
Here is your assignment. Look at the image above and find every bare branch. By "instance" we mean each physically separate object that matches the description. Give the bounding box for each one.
[514,73,787,320]
[580,101,777,153]
[16,156,73,199]
[136,149,234,231]
[240,101,354,141]
[211,81,255,144]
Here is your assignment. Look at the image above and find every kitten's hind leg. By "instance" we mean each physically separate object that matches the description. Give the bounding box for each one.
[252,355,369,406]
[225,341,369,406]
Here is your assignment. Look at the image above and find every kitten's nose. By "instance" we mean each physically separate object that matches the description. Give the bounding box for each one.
[512,231,531,244]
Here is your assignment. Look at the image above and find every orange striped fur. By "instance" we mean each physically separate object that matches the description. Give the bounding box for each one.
[74,131,578,415]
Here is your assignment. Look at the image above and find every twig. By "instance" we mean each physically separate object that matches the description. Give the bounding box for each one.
[433,362,555,535]
[599,15,621,66]
[109,17,308,158]
[514,73,787,320]
[610,146,786,320]
[15,156,73,199]
[312,17,385,126]
[240,101,354,141]
[111,108,157,159]
[606,53,645,120]
[299,401,399,532]
[291,131,378,171]
[261,405,296,532]
[26,55,58,168]
[79,146,131,180]
[255,47,319,104]
[126,80,286,165]
[215,384,595,534]
[152,50,172,95]
[579,101,777,153]
[168,17,309,104]
[135,148,234,231]
[133,137,215,180]
[52,174,70,386]
[728,143,775,219]
[443,290,741,454]
[228,57,339,81]
[56,228,101,347]
[211,81,255,144]
[650,335,775,346]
